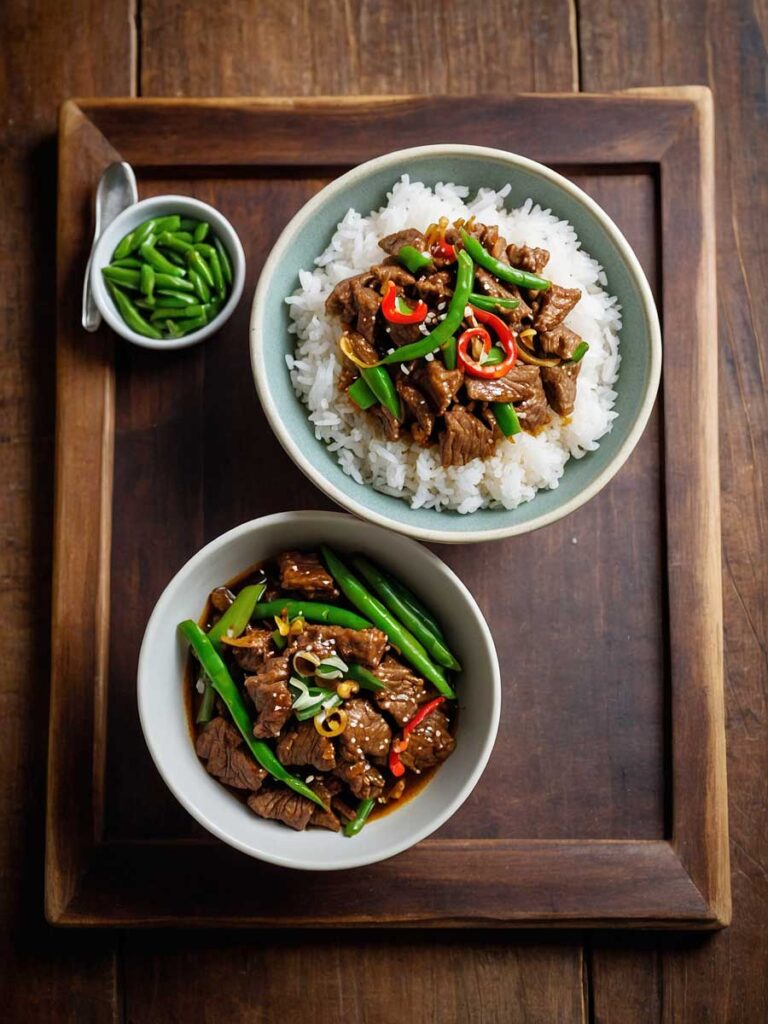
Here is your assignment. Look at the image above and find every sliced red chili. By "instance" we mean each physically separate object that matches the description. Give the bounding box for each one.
[404,696,445,735]
[457,327,492,376]
[381,282,428,325]
[457,305,518,379]
[388,697,446,778]
[431,237,457,262]
[388,745,406,778]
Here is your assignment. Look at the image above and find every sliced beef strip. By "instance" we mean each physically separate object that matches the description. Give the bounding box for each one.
[244,656,293,739]
[247,785,315,831]
[414,270,453,304]
[464,363,542,404]
[371,404,401,443]
[350,279,381,344]
[287,623,388,670]
[413,360,464,415]
[277,549,338,599]
[541,361,581,417]
[369,263,417,291]
[399,707,456,774]
[373,656,431,727]
[506,243,550,275]
[334,755,386,801]
[473,267,533,327]
[331,793,358,822]
[343,329,379,367]
[396,376,435,446]
[532,283,581,333]
[439,405,498,468]
[339,697,392,760]
[276,720,337,773]
[308,777,342,832]
[338,363,358,392]
[196,717,268,791]
[325,271,371,322]
[516,371,551,434]
[383,320,423,348]
[230,627,275,672]
[378,228,426,255]
[538,323,582,360]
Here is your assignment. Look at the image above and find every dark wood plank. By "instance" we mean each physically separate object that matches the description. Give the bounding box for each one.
[579,0,767,1018]
[0,0,132,1019]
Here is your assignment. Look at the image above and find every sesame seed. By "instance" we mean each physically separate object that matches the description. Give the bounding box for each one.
[195,679,205,694]
[437,302,446,311]
[305,775,315,783]
[425,352,435,362]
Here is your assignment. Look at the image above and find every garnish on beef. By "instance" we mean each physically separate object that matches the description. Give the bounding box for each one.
[196,717,267,791]
[334,755,386,801]
[378,228,426,255]
[474,267,532,326]
[541,361,581,417]
[339,697,392,760]
[276,720,337,772]
[287,623,388,669]
[244,656,293,738]
[277,550,338,599]
[414,270,453,303]
[439,405,498,467]
[399,706,456,774]
[230,627,274,672]
[373,656,431,727]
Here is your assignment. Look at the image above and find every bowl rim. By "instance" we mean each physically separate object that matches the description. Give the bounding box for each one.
[91,193,246,351]
[250,143,662,544]
[137,509,502,870]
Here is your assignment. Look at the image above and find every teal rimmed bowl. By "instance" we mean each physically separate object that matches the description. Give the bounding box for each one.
[250,145,661,544]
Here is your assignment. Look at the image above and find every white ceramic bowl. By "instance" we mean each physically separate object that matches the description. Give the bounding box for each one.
[138,511,501,870]
[250,144,662,544]
[91,194,245,350]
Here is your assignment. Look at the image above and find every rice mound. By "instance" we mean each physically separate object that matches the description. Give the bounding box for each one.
[285,177,622,514]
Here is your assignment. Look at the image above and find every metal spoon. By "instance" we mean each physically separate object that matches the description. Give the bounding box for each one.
[82,161,138,331]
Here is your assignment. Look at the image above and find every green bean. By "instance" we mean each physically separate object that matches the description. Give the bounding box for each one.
[178,620,326,810]
[198,583,266,723]
[187,249,215,289]
[468,293,520,314]
[175,314,208,335]
[213,236,233,286]
[154,273,193,291]
[164,319,183,338]
[251,599,371,631]
[165,251,188,269]
[139,241,181,276]
[397,245,433,273]
[207,248,225,295]
[139,263,155,299]
[130,218,158,253]
[155,289,198,307]
[134,297,156,311]
[158,231,193,254]
[193,221,210,242]
[343,797,375,837]
[348,376,378,410]
[345,663,387,692]
[107,285,162,339]
[570,342,589,363]
[461,229,550,291]
[193,243,216,259]
[491,402,521,437]
[381,570,447,644]
[362,365,402,420]
[113,230,135,261]
[102,266,140,289]
[351,556,461,671]
[112,257,142,269]
[188,267,211,302]
[150,304,206,321]
[319,547,456,699]
[173,231,195,243]
[153,214,181,233]
[179,217,201,232]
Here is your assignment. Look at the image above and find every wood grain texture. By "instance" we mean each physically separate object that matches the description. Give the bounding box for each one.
[0,1,131,1020]
[581,0,767,1020]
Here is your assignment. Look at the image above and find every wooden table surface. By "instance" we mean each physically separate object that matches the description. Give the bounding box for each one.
[1,1,765,1020]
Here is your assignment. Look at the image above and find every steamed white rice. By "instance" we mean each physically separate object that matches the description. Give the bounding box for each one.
[285,177,621,513]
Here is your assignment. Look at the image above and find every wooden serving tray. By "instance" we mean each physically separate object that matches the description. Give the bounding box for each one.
[49,91,729,928]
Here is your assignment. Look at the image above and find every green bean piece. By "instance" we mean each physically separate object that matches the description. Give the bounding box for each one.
[362,365,402,420]
[344,663,388,692]
[164,320,183,339]
[272,629,287,650]
[102,265,141,289]
[343,797,375,837]
[461,229,550,291]
[113,229,136,261]
[179,217,201,232]
[320,547,456,699]
[193,221,210,243]
[196,583,266,723]
[130,218,158,253]
[139,263,155,299]
[491,401,522,438]
[158,231,194,254]
[203,299,222,320]
[108,285,163,339]
[175,314,208,335]
[207,248,225,295]
[139,241,182,276]
[351,556,461,671]
[173,231,195,243]
[193,243,216,259]
[378,249,474,366]
[134,297,156,311]
[112,256,142,269]
[348,376,378,411]
[154,273,193,291]
[154,290,198,307]
[380,570,447,644]
[165,251,188,268]
[398,245,434,273]
[150,304,206,321]
[251,599,371,631]
[570,341,589,363]
[468,293,520,313]
[188,267,211,302]
[187,249,215,289]
[178,620,327,809]
[153,215,182,234]
[213,236,233,287]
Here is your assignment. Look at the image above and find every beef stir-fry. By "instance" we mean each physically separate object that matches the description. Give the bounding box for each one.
[326,219,589,466]
[179,547,458,836]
